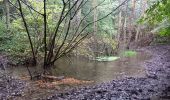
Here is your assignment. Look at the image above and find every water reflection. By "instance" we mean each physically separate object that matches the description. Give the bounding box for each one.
[51,51,151,83]
[6,51,151,84]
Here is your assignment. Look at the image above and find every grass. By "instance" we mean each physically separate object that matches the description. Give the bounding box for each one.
[121,50,137,57]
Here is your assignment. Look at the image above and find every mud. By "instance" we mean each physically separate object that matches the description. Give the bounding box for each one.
[46,45,170,100]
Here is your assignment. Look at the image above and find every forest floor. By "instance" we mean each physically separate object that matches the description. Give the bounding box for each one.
[0,44,170,100]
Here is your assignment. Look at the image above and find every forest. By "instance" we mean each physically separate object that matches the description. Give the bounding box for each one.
[0,0,170,99]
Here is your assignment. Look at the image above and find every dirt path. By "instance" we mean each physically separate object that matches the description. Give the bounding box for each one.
[46,45,170,100]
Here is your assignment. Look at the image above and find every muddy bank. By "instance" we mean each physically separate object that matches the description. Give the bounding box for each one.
[0,75,26,99]
[46,45,170,100]
[0,55,26,99]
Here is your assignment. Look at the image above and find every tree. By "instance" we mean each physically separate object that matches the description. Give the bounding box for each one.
[8,0,129,74]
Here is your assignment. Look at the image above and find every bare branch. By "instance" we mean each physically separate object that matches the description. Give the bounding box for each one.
[8,0,19,10]
[20,0,43,16]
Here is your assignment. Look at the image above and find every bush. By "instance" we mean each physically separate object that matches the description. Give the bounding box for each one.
[0,20,29,56]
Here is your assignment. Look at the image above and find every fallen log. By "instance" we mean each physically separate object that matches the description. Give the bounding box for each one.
[41,75,65,82]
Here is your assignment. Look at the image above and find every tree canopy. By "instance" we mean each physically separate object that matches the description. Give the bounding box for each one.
[141,0,170,36]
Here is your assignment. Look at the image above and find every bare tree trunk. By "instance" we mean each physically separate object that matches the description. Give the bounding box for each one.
[132,0,136,19]
[135,26,140,42]
[76,0,82,27]
[126,0,136,49]
[135,0,147,42]
[117,0,122,42]
[43,0,47,71]
[142,0,147,16]
[117,7,122,42]
[72,0,82,56]
[4,0,10,29]
[93,0,98,35]
[92,0,98,57]
[123,17,127,49]
[72,0,82,31]
[135,0,143,42]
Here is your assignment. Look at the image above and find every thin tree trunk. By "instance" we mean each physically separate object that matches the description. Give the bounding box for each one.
[132,0,136,19]
[43,0,47,71]
[17,0,36,65]
[117,9,122,42]
[117,0,123,52]
[123,17,127,49]
[135,0,147,42]
[4,0,10,29]
[92,0,98,57]
[126,0,135,49]
[73,0,82,56]
[135,26,140,42]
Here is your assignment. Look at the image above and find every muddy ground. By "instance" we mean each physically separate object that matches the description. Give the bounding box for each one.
[46,45,170,100]
[0,44,170,100]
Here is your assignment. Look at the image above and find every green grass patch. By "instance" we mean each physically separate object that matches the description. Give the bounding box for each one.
[121,50,137,57]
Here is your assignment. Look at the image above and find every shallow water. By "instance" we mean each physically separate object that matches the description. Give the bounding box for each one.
[52,51,151,83]
[7,51,151,84]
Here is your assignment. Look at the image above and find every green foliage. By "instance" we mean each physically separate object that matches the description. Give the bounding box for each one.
[82,0,117,36]
[0,20,29,56]
[1,0,120,62]
[121,50,137,57]
[0,21,7,39]
[159,26,170,36]
[9,0,64,57]
[0,34,29,55]
[140,0,170,36]
[12,1,62,34]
